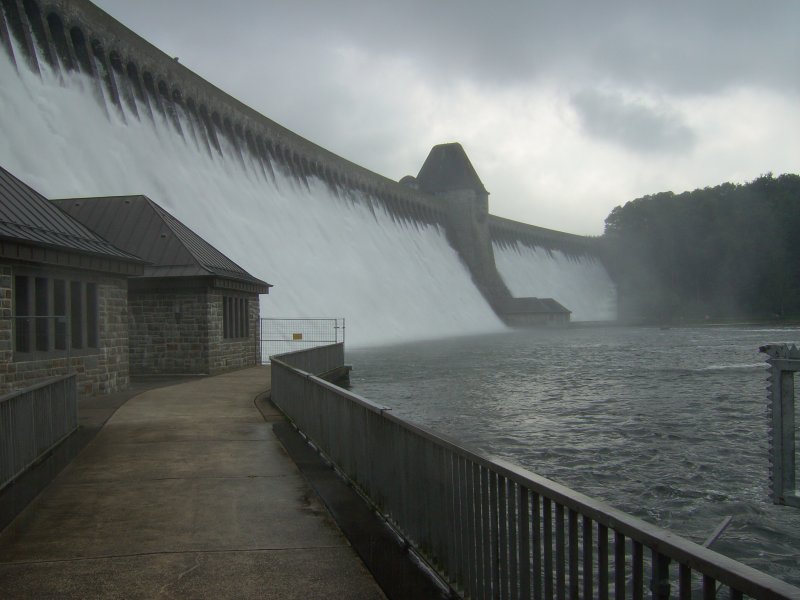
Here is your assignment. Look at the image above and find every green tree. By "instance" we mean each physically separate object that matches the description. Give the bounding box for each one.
[602,174,800,322]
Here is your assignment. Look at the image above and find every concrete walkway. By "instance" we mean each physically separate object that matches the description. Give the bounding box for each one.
[0,367,385,599]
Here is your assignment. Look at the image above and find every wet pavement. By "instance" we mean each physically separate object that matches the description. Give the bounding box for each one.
[0,366,384,599]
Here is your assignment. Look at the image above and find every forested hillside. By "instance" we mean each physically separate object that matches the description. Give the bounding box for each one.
[602,173,800,322]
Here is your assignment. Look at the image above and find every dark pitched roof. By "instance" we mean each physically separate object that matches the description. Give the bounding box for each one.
[416,143,488,195]
[0,165,142,263]
[52,195,271,293]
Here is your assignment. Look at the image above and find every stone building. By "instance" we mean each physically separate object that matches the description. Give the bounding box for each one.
[498,297,571,326]
[54,195,271,375]
[0,166,144,395]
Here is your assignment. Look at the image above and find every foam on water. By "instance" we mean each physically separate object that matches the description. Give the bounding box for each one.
[493,240,617,321]
[0,49,506,347]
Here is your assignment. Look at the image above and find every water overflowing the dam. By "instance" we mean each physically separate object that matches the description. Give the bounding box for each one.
[0,0,617,345]
[0,48,507,346]
[493,241,617,322]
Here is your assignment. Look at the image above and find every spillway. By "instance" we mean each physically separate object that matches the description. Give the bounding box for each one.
[0,47,506,346]
[493,241,618,322]
[0,0,617,344]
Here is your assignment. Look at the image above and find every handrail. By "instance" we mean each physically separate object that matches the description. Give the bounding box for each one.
[260,318,345,363]
[0,373,74,403]
[0,374,78,492]
[272,342,345,376]
[271,346,800,599]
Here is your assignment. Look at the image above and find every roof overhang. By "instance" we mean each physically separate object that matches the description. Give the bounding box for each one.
[129,275,270,295]
[0,238,145,276]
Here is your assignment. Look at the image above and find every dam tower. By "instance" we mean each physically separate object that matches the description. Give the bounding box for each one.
[413,143,512,313]
[409,143,572,325]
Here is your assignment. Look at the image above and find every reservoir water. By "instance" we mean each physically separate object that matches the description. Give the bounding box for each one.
[348,325,800,586]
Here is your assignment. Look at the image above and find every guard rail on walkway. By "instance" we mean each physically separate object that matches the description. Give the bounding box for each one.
[271,345,800,600]
[260,318,345,362]
[0,374,77,491]
[273,343,345,376]
[761,343,799,508]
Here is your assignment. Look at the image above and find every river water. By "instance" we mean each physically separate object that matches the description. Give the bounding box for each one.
[348,325,800,586]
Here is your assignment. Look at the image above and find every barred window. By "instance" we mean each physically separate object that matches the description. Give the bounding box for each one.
[223,296,249,339]
[13,273,99,354]
[53,279,67,350]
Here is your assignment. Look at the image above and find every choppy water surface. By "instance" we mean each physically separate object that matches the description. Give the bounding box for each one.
[349,325,800,586]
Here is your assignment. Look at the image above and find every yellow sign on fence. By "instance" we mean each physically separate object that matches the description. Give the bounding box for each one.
[292,333,303,341]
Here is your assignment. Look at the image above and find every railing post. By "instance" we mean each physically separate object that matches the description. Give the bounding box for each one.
[760,343,800,508]
[650,551,670,600]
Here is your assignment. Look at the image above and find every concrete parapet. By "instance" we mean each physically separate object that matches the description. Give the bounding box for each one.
[489,214,600,257]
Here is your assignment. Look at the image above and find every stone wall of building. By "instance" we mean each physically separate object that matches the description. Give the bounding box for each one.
[94,277,130,394]
[0,263,130,396]
[128,290,210,375]
[207,291,261,374]
[0,266,11,384]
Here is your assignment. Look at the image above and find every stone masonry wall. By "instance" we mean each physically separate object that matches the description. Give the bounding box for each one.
[207,291,260,375]
[0,263,130,396]
[0,266,11,387]
[128,290,210,375]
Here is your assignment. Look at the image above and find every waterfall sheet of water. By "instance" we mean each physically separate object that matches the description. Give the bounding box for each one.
[493,240,618,321]
[0,46,509,347]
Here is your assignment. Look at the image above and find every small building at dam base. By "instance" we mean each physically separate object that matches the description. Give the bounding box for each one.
[408,142,574,326]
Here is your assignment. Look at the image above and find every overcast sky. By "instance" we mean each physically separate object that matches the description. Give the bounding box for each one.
[92,0,799,235]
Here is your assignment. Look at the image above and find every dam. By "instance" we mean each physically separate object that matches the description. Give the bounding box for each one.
[0,0,616,345]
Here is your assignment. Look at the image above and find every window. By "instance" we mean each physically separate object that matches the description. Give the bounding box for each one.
[53,279,67,350]
[35,277,48,351]
[86,283,98,348]
[70,281,83,349]
[13,273,99,354]
[14,275,30,352]
[223,295,249,339]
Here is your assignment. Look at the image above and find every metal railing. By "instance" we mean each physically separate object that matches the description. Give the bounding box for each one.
[271,345,800,600]
[0,374,78,492]
[761,343,799,508]
[273,342,345,376]
[260,317,345,363]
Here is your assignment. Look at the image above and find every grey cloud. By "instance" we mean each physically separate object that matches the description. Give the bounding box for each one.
[94,0,800,97]
[75,0,800,238]
[570,89,696,154]
[89,0,796,190]
[310,1,800,96]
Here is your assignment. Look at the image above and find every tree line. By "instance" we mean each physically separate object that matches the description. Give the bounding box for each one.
[601,173,800,323]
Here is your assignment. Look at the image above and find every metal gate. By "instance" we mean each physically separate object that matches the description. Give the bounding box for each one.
[260,318,345,363]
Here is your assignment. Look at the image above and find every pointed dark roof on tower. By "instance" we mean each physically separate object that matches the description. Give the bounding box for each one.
[52,195,270,293]
[415,143,488,195]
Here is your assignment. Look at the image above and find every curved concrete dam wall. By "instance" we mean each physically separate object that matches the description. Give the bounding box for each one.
[0,0,616,345]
